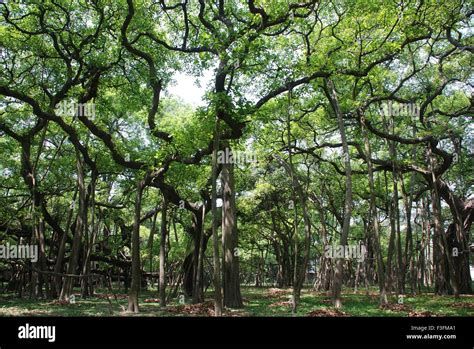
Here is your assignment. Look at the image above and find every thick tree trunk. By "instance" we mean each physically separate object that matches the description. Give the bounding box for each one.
[211,116,223,316]
[221,152,243,308]
[382,115,403,296]
[127,179,144,313]
[325,79,352,309]
[385,173,397,294]
[361,116,387,305]
[81,171,98,298]
[427,146,459,297]
[394,174,404,295]
[431,187,451,295]
[400,172,416,294]
[60,150,87,301]
[18,135,49,298]
[183,219,210,301]
[159,197,168,307]
[436,181,473,294]
[53,188,77,297]
[193,205,206,303]
[146,206,159,273]
[270,212,292,288]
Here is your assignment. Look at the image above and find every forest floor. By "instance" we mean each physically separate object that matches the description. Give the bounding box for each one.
[0,287,473,317]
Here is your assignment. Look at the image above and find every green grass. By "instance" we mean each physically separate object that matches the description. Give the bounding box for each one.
[0,286,472,317]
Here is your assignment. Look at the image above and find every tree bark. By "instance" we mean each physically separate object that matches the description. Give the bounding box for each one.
[221,147,243,308]
[428,146,459,296]
[325,79,352,309]
[361,116,387,305]
[127,178,144,313]
[211,117,223,316]
[159,196,168,307]
[60,150,87,301]
[193,205,206,303]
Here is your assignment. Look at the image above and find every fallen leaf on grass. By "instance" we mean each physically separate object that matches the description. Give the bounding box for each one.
[379,304,411,312]
[407,310,437,317]
[450,302,474,310]
[265,288,291,298]
[94,293,128,300]
[268,300,292,308]
[47,299,71,306]
[143,298,160,303]
[166,301,215,316]
[320,298,333,305]
[308,309,347,317]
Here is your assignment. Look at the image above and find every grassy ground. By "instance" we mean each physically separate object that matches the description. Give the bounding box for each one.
[0,286,472,317]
